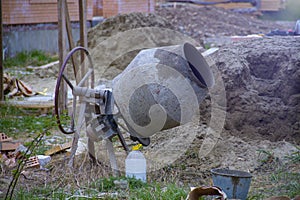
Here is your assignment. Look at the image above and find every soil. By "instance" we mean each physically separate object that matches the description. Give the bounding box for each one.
[212,37,300,143]
[4,4,300,198]
[156,4,294,42]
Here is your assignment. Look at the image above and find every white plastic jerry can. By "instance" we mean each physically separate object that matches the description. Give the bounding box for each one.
[125,144,147,182]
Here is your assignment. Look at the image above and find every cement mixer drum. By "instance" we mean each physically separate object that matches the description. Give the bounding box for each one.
[112,43,214,138]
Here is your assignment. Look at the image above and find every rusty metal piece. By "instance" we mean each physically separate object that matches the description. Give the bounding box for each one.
[186,186,227,200]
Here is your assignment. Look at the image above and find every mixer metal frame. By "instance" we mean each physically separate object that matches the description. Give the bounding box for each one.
[54,46,141,173]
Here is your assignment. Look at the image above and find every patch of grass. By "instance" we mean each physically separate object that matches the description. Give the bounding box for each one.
[4,50,58,68]
[286,146,300,163]
[23,140,51,155]
[15,176,188,200]
[101,177,187,200]
[0,104,56,138]
[15,187,69,200]
[249,148,300,199]
[257,149,275,164]
[269,170,300,198]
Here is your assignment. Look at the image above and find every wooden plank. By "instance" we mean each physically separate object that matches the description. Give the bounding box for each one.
[58,0,68,112]
[215,2,253,9]
[79,0,88,84]
[30,0,75,3]
[65,2,79,78]
[44,142,72,156]
[260,0,282,11]
[0,100,54,109]
[0,0,3,101]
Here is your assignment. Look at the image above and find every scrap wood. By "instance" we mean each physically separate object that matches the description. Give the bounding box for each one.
[45,142,72,156]
[3,73,36,97]
[186,186,227,200]
[14,144,30,159]
[26,60,59,70]
[0,153,17,168]
[166,0,255,6]
[0,96,54,115]
[4,157,17,168]
[0,100,54,109]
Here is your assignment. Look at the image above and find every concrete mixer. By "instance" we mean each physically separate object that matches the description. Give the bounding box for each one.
[54,43,214,172]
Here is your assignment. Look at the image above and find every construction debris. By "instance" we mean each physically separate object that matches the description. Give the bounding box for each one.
[186,186,227,200]
[0,132,71,171]
[26,60,59,70]
[0,141,21,151]
[0,133,12,142]
[3,73,36,98]
[44,142,72,156]
[24,156,40,169]
[3,156,17,168]
[0,133,21,152]
[37,155,51,167]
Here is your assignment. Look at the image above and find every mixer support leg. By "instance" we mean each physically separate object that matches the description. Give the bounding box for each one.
[87,138,97,163]
[68,102,86,167]
[106,139,119,176]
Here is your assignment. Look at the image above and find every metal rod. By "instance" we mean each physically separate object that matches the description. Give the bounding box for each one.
[106,139,120,176]
[116,127,130,153]
[62,74,74,90]
[78,68,93,87]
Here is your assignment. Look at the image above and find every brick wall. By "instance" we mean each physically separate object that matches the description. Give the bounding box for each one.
[2,0,93,25]
[93,0,103,16]
[103,0,155,18]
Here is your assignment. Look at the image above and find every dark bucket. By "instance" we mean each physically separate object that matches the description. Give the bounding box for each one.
[211,168,252,200]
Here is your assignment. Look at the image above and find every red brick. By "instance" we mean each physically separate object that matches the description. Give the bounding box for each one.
[103,0,155,18]
[25,156,40,169]
[0,142,21,151]
[0,133,13,142]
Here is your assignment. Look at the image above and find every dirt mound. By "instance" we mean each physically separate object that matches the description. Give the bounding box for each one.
[85,10,299,158]
[156,4,293,40]
[87,12,175,49]
[146,37,299,186]
[87,12,202,80]
[211,37,300,142]
[87,10,299,143]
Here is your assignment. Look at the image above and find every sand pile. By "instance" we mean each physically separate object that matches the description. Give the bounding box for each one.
[211,37,300,143]
[87,9,299,142]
